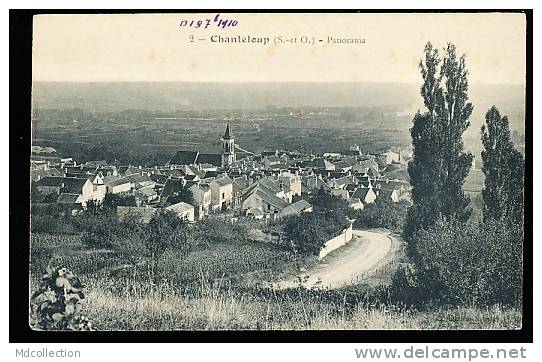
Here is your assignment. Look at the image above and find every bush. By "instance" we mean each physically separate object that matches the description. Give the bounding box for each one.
[30,267,93,331]
[388,265,422,308]
[353,199,409,233]
[80,214,121,248]
[406,221,523,307]
[283,210,350,256]
[193,217,254,245]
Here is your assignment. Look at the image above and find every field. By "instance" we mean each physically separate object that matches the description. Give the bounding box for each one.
[31,107,412,165]
[30,232,299,286]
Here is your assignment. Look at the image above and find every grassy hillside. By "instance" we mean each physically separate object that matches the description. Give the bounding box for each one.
[66,276,521,330]
[30,231,521,331]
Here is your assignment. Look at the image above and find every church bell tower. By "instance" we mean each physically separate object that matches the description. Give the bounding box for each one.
[221,122,236,167]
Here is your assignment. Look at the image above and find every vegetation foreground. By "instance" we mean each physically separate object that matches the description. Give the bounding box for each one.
[29,230,521,331]
[75,278,524,331]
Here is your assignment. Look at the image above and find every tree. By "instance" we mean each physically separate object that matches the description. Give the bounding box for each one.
[102,192,137,212]
[404,42,474,244]
[145,210,189,282]
[309,188,350,220]
[353,199,410,233]
[481,106,525,227]
[167,187,195,206]
[283,213,331,256]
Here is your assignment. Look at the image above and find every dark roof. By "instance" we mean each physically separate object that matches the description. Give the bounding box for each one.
[345,183,359,192]
[367,168,381,178]
[85,160,107,166]
[126,174,151,184]
[169,150,199,165]
[61,177,90,193]
[196,153,222,167]
[377,188,396,200]
[35,176,88,194]
[150,174,168,185]
[356,175,370,183]
[211,176,233,187]
[352,187,374,202]
[160,178,184,200]
[57,193,81,204]
[202,170,220,179]
[31,168,63,182]
[222,123,234,140]
[246,189,289,210]
[184,180,198,190]
[281,200,312,216]
[160,168,185,178]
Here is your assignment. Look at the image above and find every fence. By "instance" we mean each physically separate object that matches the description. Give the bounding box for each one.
[318,224,353,259]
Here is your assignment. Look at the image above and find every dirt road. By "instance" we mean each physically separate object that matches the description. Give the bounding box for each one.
[276,229,399,289]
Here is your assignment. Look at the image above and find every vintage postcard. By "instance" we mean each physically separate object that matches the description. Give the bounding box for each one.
[27,11,527,334]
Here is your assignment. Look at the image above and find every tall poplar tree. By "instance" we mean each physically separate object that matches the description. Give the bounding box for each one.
[404,42,474,244]
[481,106,525,226]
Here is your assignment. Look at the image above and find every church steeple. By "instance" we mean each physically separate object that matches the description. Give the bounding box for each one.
[221,122,235,167]
[223,122,234,140]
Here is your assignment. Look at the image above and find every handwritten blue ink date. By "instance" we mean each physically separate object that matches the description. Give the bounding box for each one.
[179,14,238,29]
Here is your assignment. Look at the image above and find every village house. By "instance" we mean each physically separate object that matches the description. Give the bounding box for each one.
[103,175,133,194]
[241,185,289,218]
[135,187,159,205]
[278,172,302,198]
[188,182,212,219]
[379,147,404,165]
[351,186,377,205]
[34,176,105,206]
[262,155,282,169]
[209,176,233,211]
[352,158,379,173]
[301,174,331,194]
[347,198,364,210]
[280,199,313,217]
[331,188,350,200]
[30,166,63,182]
[166,201,195,223]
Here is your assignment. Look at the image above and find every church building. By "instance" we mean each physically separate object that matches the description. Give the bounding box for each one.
[168,123,236,169]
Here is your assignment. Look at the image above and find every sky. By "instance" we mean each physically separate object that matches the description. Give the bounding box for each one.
[32,12,526,85]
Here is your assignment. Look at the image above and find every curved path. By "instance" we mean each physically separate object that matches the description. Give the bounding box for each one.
[276,229,397,289]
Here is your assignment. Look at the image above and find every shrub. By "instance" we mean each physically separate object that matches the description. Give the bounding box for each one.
[191,217,258,245]
[283,210,350,256]
[145,210,190,282]
[30,267,93,331]
[388,265,422,308]
[353,199,409,233]
[80,214,120,248]
[407,220,523,307]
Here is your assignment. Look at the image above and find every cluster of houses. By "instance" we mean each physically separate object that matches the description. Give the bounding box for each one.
[31,124,412,223]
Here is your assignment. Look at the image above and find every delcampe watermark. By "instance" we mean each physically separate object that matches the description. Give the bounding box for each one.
[355,346,527,361]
